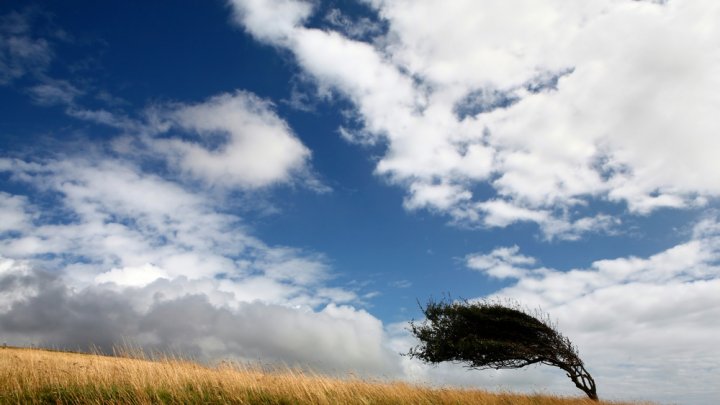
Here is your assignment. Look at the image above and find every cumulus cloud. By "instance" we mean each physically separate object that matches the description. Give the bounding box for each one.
[462,220,720,404]
[146,91,315,189]
[228,0,720,238]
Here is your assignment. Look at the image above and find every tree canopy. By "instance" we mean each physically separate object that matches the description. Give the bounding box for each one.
[407,298,598,401]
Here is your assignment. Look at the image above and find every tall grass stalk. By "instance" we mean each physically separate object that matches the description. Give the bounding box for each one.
[1,346,646,404]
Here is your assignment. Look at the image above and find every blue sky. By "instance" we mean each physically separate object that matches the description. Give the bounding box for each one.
[1,1,719,404]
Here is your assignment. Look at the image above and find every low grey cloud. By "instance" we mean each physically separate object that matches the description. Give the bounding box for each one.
[0,258,401,376]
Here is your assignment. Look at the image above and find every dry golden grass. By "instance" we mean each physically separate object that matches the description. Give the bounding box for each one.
[1,346,644,404]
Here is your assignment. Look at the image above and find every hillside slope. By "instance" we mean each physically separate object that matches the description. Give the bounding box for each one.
[1,347,643,404]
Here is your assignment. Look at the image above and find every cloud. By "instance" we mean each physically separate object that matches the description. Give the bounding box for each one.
[0,192,33,234]
[1,12,331,367]
[0,149,400,374]
[465,245,535,279]
[228,0,720,238]
[474,199,548,228]
[12,83,321,191]
[389,279,411,289]
[461,219,720,404]
[66,107,139,130]
[1,24,319,192]
[228,0,313,44]
[24,80,138,130]
[0,256,400,376]
[95,263,169,288]
[0,10,53,85]
[146,91,316,189]
[0,156,331,301]
[0,8,146,134]
[26,79,82,106]
[403,181,472,212]
[3,3,719,403]
[3,153,718,402]
[323,9,383,40]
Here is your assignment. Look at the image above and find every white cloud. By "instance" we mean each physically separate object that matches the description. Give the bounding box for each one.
[147,91,315,189]
[228,0,313,44]
[403,181,471,212]
[323,9,383,40]
[475,202,621,241]
[95,263,169,288]
[377,0,720,218]
[475,199,548,228]
[0,192,32,233]
[0,156,333,301]
[228,0,720,238]
[466,245,535,279]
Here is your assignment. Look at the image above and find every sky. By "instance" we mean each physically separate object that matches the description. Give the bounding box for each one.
[0,1,719,403]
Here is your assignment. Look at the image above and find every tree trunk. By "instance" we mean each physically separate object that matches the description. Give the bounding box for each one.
[565,363,598,401]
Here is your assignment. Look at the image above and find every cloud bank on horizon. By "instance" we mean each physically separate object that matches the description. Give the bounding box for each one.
[1,1,719,404]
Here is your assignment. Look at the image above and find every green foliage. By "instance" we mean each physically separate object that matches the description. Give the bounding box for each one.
[408,298,598,401]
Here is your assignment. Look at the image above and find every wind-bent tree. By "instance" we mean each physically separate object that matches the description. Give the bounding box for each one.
[407,298,598,401]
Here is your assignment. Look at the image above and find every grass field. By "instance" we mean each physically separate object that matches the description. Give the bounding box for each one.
[0,346,645,404]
